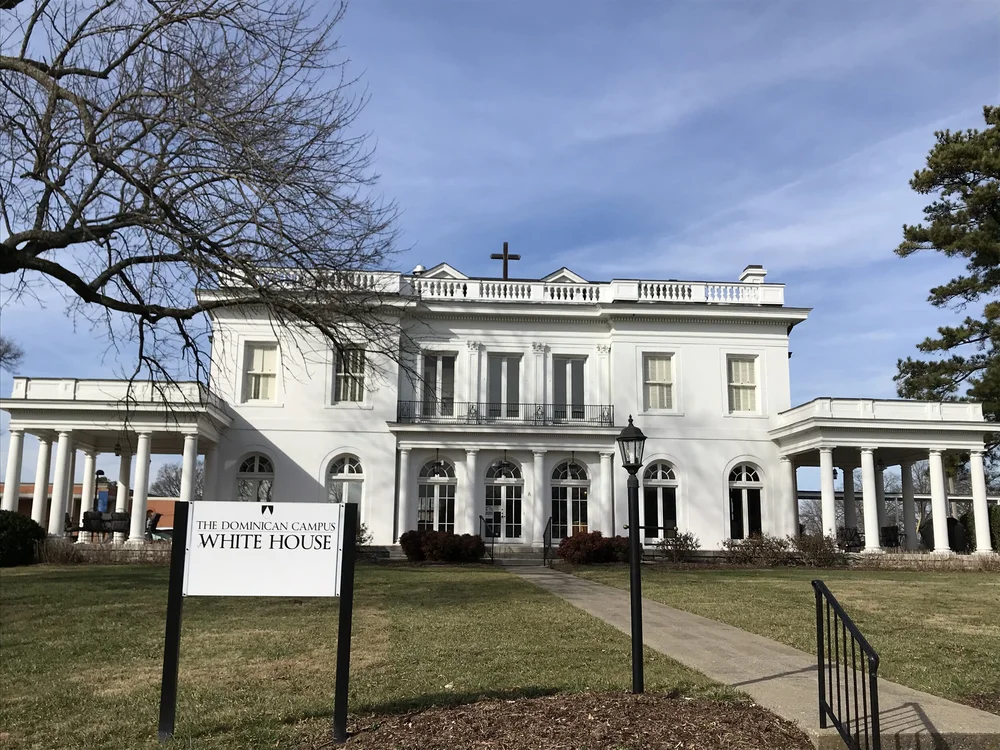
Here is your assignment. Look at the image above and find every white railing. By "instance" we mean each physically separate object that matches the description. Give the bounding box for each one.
[778,398,986,425]
[8,378,224,408]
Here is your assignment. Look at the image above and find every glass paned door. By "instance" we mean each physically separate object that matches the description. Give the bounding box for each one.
[553,357,586,420]
[486,484,522,540]
[643,486,677,540]
[729,488,745,540]
[418,483,456,532]
[551,486,588,538]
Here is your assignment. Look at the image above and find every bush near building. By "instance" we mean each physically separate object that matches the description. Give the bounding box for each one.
[398,530,486,562]
[556,532,629,564]
[655,532,701,562]
[0,510,47,567]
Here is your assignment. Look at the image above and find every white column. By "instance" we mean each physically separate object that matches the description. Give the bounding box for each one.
[843,465,857,529]
[600,451,614,535]
[901,460,918,550]
[969,450,994,555]
[928,449,950,553]
[2,429,25,512]
[397,448,411,539]
[875,465,887,528]
[31,438,52,526]
[47,431,73,536]
[819,447,836,538]
[202,444,218,502]
[127,433,152,545]
[530,450,545,545]
[113,450,133,543]
[76,451,97,543]
[464,449,478,534]
[179,433,199,504]
[778,456,796,537]
[861,448,881,552]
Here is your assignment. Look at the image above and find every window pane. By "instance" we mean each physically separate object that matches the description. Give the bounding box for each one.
[328,480,344,503]
[487,356,502,406]
[553,358,567,417]
[644,488,659,539]
[747,489,762,536]
[347,481,362,504]
[257,478,273,502]
[442,356,455,406]
[238,480,253,502]
[571,359,584,412]
[422,354,437,409]
[506,357,520,404]
[729,488,744,539]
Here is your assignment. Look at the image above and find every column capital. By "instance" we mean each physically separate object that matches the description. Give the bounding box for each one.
[600,451,615,459]
[465,448,478,457]
[970,449,985,458]
[57,429,73,437]
[928,448,943,457]
[8,427,24,436]
[818,446,835,454]
[399,447,411,456]
[860,447,875,456]
[779,455,793,463]
[532,449,547,458]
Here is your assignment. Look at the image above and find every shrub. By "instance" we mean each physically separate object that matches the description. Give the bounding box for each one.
[991,505,1000,551]
[556,531,630,564]
[356,522,373,549]
[722,534,792,566]
[655,532,701,563]
[794,534,846,567]
[0,511,47,567]
[399,529,485,562]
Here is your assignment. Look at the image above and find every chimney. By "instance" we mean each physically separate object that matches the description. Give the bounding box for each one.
[739,265,767,284]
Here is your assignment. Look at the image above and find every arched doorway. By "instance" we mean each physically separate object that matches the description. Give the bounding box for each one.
[418,457,457,533]
[729,463,763,539]
[551,460,589,538]
[643,462,678,542]
[485,458,523,541]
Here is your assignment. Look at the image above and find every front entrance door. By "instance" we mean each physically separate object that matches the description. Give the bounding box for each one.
[485,484,522,540]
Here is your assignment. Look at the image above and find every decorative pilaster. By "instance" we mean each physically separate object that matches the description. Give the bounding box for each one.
[464,449,478,535]
[2,429,25,512]
[127,433,152,546]
[466,341,481,404]
[397,448,411,539]
[596,344,611,407]
[600,452,614,535]
[532,343,546,406]
[529,450,545,545]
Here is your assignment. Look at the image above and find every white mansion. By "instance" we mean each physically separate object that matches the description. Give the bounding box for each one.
[2,262,998,555]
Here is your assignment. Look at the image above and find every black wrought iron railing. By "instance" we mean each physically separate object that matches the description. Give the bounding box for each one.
[813,579,881,750]
[479,515,496,564]
[542,516,554,567]
[397,401,614,427]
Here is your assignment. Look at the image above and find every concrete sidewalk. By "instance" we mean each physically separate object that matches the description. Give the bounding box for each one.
[515,567,1000,750]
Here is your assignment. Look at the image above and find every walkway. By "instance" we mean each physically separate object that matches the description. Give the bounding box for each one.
[515,567,1000,750]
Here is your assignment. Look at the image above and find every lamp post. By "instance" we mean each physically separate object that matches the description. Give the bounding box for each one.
[616,415,647,694]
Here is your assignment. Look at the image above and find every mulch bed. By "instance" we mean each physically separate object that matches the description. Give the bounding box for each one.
[309,692,813,749]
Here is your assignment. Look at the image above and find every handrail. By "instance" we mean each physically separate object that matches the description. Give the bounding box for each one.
[479,514,495,565]
[542,516,553,567]
[396,401,614,427]
[812,579,881,750]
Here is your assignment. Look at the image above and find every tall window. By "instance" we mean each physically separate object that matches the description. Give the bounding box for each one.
[334,348,365,403]
[237,454,274,502]
[328,455,363,504]
[553,356,585,420]
[643,355,673,410]
[643,462,678,542]
[727,356,757,413]
[487,355,521,418]
[551,461,589,538]
[417,458,456,533]
[244,343,277,401]
[729,464,763,539]
[485,459,522,539]
[422,353,456,417]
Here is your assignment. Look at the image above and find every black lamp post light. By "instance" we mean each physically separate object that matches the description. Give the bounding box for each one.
[616,415,647,694]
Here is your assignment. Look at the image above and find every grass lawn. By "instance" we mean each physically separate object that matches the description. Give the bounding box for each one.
[0,564,731,750]
[561,565,1000,710]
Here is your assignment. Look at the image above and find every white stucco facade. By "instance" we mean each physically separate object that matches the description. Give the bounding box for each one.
[3,263,998,554]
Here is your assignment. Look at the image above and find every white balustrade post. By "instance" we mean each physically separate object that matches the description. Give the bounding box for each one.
[600,452,614,536]
[179,434,199,504]
[901,460,918,550]
[113,450,132,544]
[969,451,994,555]
[201,444,218,502]
[819,448,836,538]
[47,432,73,537]
[31,438,52,527]
[861,449,881,552]
[2,429,25,512]
[529,450,545,545]
[397,448,411,539]
[76,451,97,544]
[464,450,478,535]
[127,433,152,546]
[928,450,950,553]
[842,465,858,530]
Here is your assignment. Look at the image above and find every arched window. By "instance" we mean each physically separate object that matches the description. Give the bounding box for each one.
[551,460,589,538]
[728,463,763,539]
[643,462,678,542]
[328,455,363,504]
[237,453,274,502]
[485,458,522,539]
[418,458,456,533]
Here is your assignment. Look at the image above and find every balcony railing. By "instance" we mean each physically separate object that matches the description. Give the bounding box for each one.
[396,401,615,427]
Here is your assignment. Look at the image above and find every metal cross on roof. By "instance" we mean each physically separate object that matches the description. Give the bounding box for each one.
[490,241,521,279]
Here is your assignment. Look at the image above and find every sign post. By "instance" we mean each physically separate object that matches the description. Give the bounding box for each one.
[157,500,357,744]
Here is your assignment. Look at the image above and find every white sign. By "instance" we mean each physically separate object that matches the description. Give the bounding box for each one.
[183,501,346,598]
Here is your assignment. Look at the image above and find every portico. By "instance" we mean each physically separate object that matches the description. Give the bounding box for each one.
[0,378,231,544]
[771,398,1000,555]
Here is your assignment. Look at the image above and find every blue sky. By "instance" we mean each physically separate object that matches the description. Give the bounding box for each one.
[2,0,998,485]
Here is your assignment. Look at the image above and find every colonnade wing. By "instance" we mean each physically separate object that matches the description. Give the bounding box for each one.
[770,398,1000,555]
